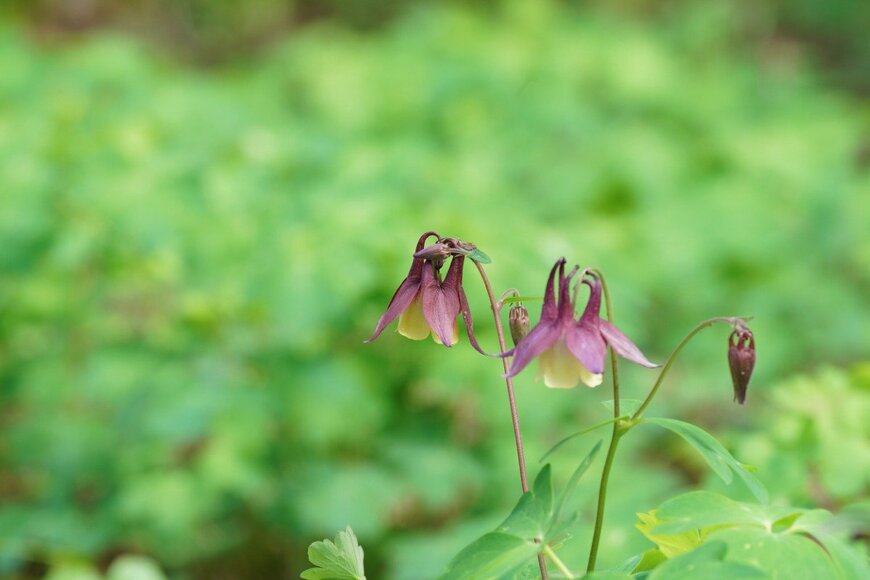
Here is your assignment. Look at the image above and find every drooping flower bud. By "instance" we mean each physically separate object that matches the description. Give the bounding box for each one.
[728,329,755,404]
[509,303,530,346]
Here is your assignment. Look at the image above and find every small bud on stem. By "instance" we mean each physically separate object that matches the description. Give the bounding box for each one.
[509,303,530,346]
[728,328,755,404]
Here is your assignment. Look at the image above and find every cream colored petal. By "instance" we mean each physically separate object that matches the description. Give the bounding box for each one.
[578,367,604,388]
[540,340,584,389]
[397,293,430,340]
[432,318,459,345]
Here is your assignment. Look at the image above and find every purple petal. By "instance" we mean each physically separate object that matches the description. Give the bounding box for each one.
[457,280,499,357]
[565,320,608,374]
[421,259,461,347]
[365,276,422,342]
[599,320,659,368]
[578,275,603,325]
[505,320,561,378]
[449,255,500,356]
[557,264,580,322]
[539,258,565,323]
[365,232,438,343]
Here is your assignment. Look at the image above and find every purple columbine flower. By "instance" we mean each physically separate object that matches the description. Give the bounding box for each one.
[366,232,483,350]
[728,328,755,404]
[505,259,658,388]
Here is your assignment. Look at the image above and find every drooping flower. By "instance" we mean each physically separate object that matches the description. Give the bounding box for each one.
[505,259,658,388]
[366,233,485,351]
[728,327,755,404]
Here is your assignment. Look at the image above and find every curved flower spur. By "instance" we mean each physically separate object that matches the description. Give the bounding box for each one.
[366,232,489,354]
[505,258,659,388]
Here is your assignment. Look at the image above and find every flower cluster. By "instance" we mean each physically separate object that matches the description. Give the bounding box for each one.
[368,235,754,403]
[366,232,485,352]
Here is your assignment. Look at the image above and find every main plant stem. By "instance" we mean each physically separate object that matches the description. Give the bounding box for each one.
[586,423,624,572]
[473,261,548,579]
[586,268,622,572]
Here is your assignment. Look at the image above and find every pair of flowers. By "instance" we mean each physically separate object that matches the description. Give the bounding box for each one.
[366,234,657,389]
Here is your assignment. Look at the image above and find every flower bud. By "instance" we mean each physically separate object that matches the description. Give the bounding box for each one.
[509,303,530,346]
[728,329,755,404]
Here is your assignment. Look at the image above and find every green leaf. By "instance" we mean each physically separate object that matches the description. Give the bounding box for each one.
[706,527,837,579]
[632,549,667,573]
[601,399,643,416]
[642,418,768,503]
[500,296,543,305]
[439,533,539,579]
[582,572,633,579]
[788,508,870,579]
[552,440,602,526]
[809,533,870,580]
[540,418,621,462]
[301,526,366,580]
[650,491,799,535]
[635,509,705,558]
[468,248,492,264]
[648,541,768,579]
[610,553,643,574]
[442,463,575,578]
[498,465,554,541]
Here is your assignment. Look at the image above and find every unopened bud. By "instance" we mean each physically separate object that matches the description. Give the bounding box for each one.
[728,329,755,404]
[509,303,530,346]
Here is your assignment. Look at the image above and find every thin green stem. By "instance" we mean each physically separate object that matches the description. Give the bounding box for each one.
[586,423,624,572]
[543,545,574,579]
[473,261,548,580]
[631,317,739,421]
[585,267,624,573]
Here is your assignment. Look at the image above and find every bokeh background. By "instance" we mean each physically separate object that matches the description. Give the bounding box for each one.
[1,0,868,578]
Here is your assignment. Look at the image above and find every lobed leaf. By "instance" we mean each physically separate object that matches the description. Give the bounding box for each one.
[301,526,366,580]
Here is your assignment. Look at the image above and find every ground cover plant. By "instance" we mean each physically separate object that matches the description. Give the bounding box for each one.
[0,0,868,578]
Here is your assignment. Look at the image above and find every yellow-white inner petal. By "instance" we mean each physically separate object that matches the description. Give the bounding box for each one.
[432,318,460,345]
[538,340,602,389]
[397,293,430,340]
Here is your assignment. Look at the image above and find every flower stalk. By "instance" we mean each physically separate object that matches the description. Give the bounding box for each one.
[631,317,750,421]
[471,260,549,579]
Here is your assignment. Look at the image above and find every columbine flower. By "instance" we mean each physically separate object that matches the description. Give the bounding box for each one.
[728,327,755,404]
[505,259,658,389]
[366,233,484,350]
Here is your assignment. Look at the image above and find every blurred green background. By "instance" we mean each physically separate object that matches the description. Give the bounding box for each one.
[0,0,868,578]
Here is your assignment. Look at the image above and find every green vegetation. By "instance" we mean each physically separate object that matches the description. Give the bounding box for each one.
[0,0,867,577]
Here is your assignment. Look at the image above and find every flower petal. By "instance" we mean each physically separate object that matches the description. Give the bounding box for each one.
[458,281,500,356]
[578,275,603,326]
[365,231,437,343]
[599,320,659,368]
[539,258,564,323]
[565,320,608,374]
[538,340,601,388]
[557,263,580,322]
[397,292,430,340]
[504,319,561,378]
[421,259,462,347]
[366,275,424,342]
[432,319,459,345]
